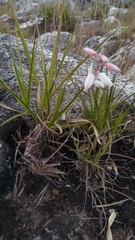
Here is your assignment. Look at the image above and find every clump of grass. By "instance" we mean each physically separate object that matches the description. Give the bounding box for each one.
[89,5,108,20]
[39,2,77,32]
[83,1,108,21]
[116,5,135,40]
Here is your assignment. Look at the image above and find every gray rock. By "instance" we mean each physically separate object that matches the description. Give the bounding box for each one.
[0,14,11,22]
[37,31,75,50]
[129,46,135,64]
[104,16,121,29]
[14,0,75,12]
[19,14,44,30]
[0,33,85,134]
[0,32,135,139]
[107,6,128,17]
[107,26,128,39]
[108,0,135,8]
[83,36,101,49]
[0,0,7,5]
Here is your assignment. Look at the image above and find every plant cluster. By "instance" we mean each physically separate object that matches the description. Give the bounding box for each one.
[0,0,134,189]
[0,0,135,237]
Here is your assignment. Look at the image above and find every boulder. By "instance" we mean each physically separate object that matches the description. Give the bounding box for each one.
[107,6,128,17]
[37,31,75,50]
[104,16,121,29]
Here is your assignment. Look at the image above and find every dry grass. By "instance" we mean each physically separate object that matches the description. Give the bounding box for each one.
[38,3,77,33]
[116,6,135,40]
[0,4,9,16]
[0,2,135,57]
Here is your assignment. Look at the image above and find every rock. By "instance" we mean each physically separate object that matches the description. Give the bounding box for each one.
[0,14,11,22]
[19,14,44,32]
[107,6,128,17]
[0,32,84,134]
[129,46,135,64]
[104,16,121,29]
[0,32,135,138]
[107,26,128,39]
[14,0,76,12]
[37,31,75,50]
[108,0,135,8]
[83,36,101,49]
[0,139,13,196]
[0,0,7,4]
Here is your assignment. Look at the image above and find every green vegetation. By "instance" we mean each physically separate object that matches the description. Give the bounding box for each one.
[0,2,135,231]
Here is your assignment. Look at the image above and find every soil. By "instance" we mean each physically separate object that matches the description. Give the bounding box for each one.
[1,129,135,240]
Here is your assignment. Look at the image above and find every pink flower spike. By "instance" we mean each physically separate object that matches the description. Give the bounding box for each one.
[84,72,94,92]
[83,47,97,56]
[105,62,121,72]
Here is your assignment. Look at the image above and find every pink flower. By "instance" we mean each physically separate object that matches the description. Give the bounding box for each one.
[83,48,120,92]
[98,54,108,63]
[84,48,97,56]
[105,62,121,72]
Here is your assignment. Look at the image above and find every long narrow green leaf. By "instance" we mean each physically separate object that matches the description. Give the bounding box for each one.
[50,87,83,126]
[27,41,37,106]
[49,89,65,126]
[15,37,26,100]
[56,55,89,91]
[1,113,28,126]
[10,43,27,101]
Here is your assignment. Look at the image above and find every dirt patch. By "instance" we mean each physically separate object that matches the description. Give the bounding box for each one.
[1,132,135,240]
